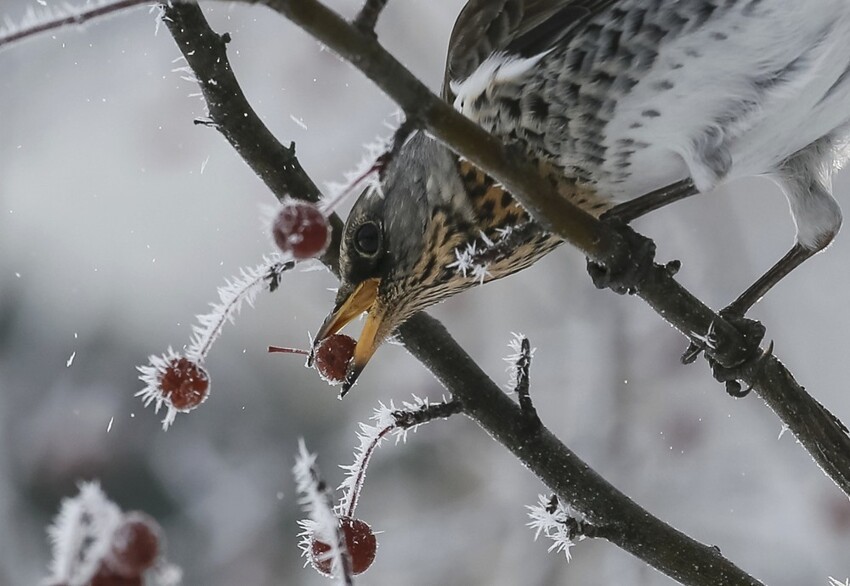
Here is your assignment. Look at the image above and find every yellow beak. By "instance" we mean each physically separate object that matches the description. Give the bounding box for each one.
[312,278,386,396]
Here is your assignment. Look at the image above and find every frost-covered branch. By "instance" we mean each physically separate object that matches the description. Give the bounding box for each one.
[337,397,462,517]
[160,5,766,585]
[136,256,292,429]
[44,482,180,586]
[0,0,156,51]
[294,440,355,585]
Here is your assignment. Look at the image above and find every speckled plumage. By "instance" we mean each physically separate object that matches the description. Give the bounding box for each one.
[318,0,850,389]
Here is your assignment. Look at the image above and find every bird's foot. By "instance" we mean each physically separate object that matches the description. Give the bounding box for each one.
[586,221,662,295]
[681,309,768,397]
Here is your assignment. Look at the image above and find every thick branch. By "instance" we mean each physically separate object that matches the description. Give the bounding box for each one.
[162,4,764,584]
[250,0,850,499]
[398,314,763,586]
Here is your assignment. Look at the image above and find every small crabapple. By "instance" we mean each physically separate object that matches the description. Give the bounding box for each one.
[272,200,330,260]
[158,357,210,411]
[314,334,356,384]
[103,512,162,578]
[310,516,377,576]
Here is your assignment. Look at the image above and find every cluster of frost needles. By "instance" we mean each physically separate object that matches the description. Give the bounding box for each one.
[137,255,292,430]
[829,578,850,586]
[294,440,350,581]
[526,494,586,562]
[504,331,534,391]
[447,237,492,285]
[44,481,181,586]
[447,223,537,285]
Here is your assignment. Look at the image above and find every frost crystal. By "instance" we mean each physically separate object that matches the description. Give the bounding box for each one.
[504,332,534,391]
[446,241,477,278]
[45,481,122,586]
[337,402,405,517]
[294,440,345,575]
[44,482,181,585]
[186,255,290,362]
[829,579,850,586]
[526,494,585,561]
[136,347,192,431]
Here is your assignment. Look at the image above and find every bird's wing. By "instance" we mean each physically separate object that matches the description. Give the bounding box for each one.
[443,0,620,99]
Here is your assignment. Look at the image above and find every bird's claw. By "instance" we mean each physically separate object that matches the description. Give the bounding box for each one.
[683,308,769,398]
[586,221,657,295]
[712,340,774,398]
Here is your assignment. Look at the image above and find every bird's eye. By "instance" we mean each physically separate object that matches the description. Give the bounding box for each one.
[353,221,381,257]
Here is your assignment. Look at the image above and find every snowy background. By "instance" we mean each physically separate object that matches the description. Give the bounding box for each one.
[1,1,849,584]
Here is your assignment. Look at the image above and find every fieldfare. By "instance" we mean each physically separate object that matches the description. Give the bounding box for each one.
[315,0,850,392]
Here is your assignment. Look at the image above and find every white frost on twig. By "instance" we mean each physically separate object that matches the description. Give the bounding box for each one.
[337,402,402,518]
[504,332,534,391]
[186,254,287,362]
[0,0,156,51]
[526,494,585,562]
[294,440,346,577]
[45,481,122,586]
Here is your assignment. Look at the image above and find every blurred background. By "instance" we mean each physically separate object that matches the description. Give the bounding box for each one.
[1,1,849,584]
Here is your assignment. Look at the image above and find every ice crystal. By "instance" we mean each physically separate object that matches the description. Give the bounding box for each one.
[504,332,534,391]
[45,481,122,586]
[337,402,405,517]
[186,255,290,362]
[136,347,190,430]
[526,494,585,562]
[294,440,345,576]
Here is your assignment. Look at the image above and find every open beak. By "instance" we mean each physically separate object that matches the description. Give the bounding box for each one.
[312,278,387,396]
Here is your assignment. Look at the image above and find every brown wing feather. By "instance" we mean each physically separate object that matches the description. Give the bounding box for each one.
[442,0,622,99]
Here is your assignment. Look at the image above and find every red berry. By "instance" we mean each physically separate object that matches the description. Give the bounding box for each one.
[314,334,356,384]
[310,516,377,577]
[104,512,161,578]
[158,357,210,411]
[272,200,330,260]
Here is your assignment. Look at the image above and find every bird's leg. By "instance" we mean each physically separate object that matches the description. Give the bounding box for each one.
[724,243,813,316]
[685,244,819,396]
[602,179,698,223]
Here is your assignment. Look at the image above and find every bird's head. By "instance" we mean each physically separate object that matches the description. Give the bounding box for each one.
[313,133,561,393]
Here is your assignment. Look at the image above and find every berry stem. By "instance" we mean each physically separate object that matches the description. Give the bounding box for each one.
[268,345,310,355]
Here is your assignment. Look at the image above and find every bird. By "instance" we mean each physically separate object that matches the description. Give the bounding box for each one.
[313,0,850,393]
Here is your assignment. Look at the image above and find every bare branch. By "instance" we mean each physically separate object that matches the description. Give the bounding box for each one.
[353,0,389,35]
